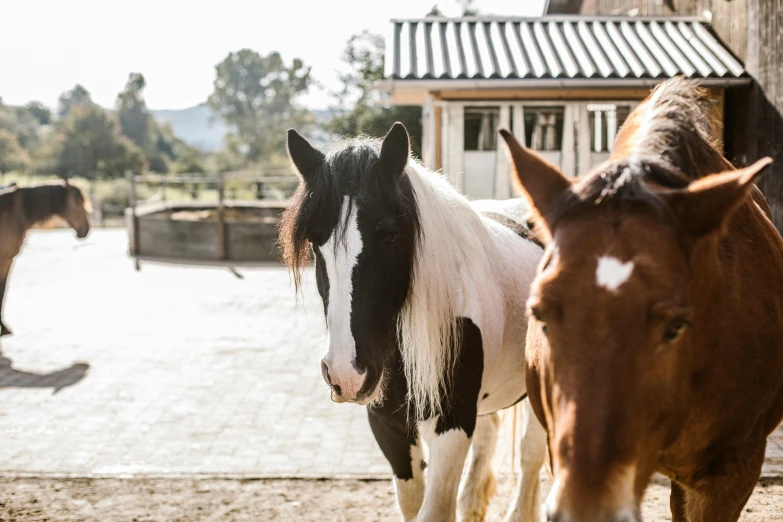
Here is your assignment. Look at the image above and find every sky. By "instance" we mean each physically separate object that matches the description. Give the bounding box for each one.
[0,0,545,112]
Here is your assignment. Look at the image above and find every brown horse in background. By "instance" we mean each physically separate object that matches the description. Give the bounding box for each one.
[500,78,783,522]
[0,180,90,336]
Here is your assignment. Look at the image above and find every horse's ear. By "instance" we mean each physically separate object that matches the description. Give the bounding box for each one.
[499,129,571,233]
[287,129,325,183]
[379,122,410,177]
[662,157,773,237]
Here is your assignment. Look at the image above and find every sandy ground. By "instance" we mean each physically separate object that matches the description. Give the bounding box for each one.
[1,476,782,521]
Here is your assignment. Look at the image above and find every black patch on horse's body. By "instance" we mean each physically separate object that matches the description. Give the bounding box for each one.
[433,317,484,437]
[481,210,543,248]
[367,349,418,480]
[368,316,484,480]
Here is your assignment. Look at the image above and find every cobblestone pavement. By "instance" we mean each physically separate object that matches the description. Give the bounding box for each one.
[0,229,385,478]
[0,229,781,479]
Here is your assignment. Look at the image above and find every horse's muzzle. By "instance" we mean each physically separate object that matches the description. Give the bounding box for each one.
[321,358,367,403]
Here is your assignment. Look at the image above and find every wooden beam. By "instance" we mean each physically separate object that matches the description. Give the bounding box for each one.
[433,87,656,101]
[391,90,428,105]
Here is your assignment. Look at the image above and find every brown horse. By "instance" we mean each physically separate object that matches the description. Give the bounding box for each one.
[500,78,783,522]
[0,180,90,336]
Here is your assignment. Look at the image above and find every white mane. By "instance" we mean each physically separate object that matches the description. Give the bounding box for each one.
[399,162,499,421]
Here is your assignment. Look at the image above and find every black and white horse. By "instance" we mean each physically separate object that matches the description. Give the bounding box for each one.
[281,123,547,522]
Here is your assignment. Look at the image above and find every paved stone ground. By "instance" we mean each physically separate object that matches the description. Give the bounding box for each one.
[0,229,782,480]
[0,229,385,478]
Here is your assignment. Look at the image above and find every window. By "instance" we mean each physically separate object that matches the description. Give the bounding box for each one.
[464,107,500,151]
[588,104,631,153]
[524,107,565,151]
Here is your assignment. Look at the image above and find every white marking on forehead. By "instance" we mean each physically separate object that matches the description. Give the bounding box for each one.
[596,256,634,292]
[319,196,363,380]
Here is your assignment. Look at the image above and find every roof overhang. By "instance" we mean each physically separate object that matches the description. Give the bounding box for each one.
[384,16,749,93]
[378,76,751,92]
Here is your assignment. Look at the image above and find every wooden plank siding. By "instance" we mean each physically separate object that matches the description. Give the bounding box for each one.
[546,0,748,61]
[742,0,783,230]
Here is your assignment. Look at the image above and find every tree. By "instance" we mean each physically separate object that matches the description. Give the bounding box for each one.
[427,5,444,16]
[54,105,145,179]
[0,130,30,174]
[325,31,422,157]
[0,105,41,151]
[116,73,152,151]
[175,147,205,174]
[208,49,312,163]
[25,102,52,125]
[57,85,93,119]
[459,0,478,15]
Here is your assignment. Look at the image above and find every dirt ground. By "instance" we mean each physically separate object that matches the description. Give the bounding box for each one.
[1,476,782,521]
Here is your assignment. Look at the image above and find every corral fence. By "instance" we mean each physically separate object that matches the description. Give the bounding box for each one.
[126,170,299,272]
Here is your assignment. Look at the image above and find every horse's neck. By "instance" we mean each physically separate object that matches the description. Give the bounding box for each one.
[20,187,62,229]
[691,200,783,357]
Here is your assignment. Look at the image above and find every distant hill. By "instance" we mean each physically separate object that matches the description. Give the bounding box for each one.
[151,104,230,152]
[151,105,336,153]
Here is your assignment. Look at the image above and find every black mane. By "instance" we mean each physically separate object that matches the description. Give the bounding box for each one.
[0,184,72,226]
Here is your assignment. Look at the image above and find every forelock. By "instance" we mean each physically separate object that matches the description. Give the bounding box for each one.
[549,159,690,227]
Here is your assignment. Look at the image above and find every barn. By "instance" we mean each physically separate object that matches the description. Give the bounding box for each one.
[382,0,782,230]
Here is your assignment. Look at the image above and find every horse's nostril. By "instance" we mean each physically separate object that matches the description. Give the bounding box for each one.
[320,360,342,396]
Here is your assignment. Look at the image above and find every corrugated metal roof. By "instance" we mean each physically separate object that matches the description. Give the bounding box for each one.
[385,17,746,84]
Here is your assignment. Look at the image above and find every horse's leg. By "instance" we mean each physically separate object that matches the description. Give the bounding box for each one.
[367,408,424,521]
[457,412,500,522]
[670,481,687,522]
[0,261,11,337]
[415,418,473,522]
[503,400,547,522]
[683,440,766,522]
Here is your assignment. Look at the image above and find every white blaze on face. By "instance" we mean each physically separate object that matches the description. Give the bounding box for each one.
[543,476,563,521]
[543,465,638,521]
[319,195,366,399]
[596,256,634,293]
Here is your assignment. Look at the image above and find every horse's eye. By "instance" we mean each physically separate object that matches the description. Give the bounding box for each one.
[376,226,398,245]
[663,317,690,343]
[529,306,548,334]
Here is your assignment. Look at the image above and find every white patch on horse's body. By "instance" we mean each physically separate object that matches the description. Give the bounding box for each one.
[416,419,472,521]
[458,412,500,521]
[394,442,425,520]
[318,195,365,399]
[596,256,634,292]
[399,164,540,420]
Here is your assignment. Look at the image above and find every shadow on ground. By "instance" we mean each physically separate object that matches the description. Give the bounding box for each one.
[0,344,89,394]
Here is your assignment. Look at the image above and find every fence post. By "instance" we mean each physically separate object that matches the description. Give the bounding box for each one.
[128,170,141,270]
[217,172,226,261]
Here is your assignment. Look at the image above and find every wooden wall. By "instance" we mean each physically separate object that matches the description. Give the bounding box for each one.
[546,0,748,61]
[738,0,783,229]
